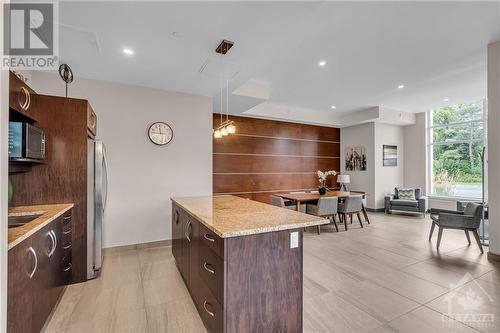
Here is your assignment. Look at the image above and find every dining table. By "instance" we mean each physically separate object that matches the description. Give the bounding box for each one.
[274,191,370,223]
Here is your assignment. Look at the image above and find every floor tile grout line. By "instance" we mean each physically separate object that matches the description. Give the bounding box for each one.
[420,304,485,333]
[135,249,148,318]
[328,277,422,325]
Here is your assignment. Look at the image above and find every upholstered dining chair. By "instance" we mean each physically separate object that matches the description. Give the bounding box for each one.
[270,195,306,213]
[306,196,339,234]
[338,196,364,231]
[429,202,484,253]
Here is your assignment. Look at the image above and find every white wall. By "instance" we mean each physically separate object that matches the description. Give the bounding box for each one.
[340,123,375,208]
[0,4,8,327]
[488,41,500,255]
[341,121,406,210]
[30,72,212,248]
[0,69,8,333]
[374,122,405,209]
[404,112,427,192]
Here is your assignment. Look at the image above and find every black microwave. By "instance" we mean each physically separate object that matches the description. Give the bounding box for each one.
[8,122,46,160]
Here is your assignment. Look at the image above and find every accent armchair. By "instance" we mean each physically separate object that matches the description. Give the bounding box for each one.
[385,187,428,217]
[429,202,484,253]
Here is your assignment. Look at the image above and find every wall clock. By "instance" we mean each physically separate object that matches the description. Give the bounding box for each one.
[148,122,173,145]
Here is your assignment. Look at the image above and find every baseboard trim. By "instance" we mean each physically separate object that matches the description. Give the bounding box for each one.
[366,208,385,212]
[487,251,500,262]
[104,239,172,253]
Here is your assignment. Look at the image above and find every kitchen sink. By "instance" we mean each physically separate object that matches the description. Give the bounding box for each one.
[8,214,43,229]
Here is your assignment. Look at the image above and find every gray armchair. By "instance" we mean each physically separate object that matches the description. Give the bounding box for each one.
[385,187,427,217]
[306,197,339,234]
[429,203,484,253]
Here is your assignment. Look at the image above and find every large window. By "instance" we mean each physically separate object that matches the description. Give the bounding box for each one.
[428,101,487,198]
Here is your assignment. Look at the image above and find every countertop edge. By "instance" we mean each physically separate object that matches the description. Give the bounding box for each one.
[8,204,74,250]
[171,197,328,238]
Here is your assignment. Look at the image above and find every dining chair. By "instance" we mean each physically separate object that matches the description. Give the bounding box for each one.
[306,197,339,234]
[270,195,306,212]
[338,196,364,231]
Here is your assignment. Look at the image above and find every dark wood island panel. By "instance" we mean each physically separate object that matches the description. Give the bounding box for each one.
[225,229,303,332]
[171,196,318,333]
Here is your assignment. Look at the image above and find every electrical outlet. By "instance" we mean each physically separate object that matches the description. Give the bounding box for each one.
[290,231,299,249]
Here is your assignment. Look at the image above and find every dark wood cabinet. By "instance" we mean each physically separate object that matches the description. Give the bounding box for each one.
[49,215,65,304]
[176,210,200,303]
[7,238,33,333]
[31,223,53,333]
[171,201,303,333]
[171,206,182,261]
[187,217,199,306]
[9,72,36,121]
[10,71,94,284]
[7,210,73,333]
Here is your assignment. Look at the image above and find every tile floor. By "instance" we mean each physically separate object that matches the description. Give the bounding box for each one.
[45,213,500,333]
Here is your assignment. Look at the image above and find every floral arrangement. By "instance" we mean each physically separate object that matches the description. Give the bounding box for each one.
[317,170,338,188]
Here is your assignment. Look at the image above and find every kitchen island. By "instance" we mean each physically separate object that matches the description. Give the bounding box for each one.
[171,195,327,333]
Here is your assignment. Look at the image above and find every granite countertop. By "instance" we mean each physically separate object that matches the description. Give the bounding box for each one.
[171,195,328,238]
[8,203,74,250]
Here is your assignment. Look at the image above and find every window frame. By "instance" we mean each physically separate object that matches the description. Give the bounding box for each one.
[426,100,487,199]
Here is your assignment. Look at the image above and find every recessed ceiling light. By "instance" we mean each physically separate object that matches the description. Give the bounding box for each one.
[443,98,450,102]
[123,48,134,56]
[318,60,326,67]
[397,84,405,89]
[331,105,336,110]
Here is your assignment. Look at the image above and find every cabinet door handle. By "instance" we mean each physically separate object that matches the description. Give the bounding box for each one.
[63,242,72,250]
[63,263,72,272]
[26,89,31,109]
[27,247,38,279]
[203,301,215,317]
[204,233,215,242]
[52,230,58,251]
[203,262,215,274]
[19,87,30,110]
[48,231,56,257]
[186,221,192,242]
[174,211,179,224]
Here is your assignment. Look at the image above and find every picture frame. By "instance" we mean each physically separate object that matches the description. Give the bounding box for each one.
[383,145,397,167]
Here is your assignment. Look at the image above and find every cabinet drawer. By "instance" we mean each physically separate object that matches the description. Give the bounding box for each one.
[61,252,72,284]
[199,243,224,304]
[199,281,223,333]
[62,212,72,232]
[199,223,224,259]
[62,226,72,244]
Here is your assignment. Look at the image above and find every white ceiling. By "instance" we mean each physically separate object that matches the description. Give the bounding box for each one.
[57,1,500,122]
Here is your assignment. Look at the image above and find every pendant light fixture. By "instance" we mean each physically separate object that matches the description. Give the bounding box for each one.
[213,77,236,138]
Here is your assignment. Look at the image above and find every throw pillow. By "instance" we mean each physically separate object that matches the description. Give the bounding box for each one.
[398,188,416,200]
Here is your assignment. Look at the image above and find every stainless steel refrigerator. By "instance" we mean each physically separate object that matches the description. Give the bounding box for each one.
[87,139,108,279]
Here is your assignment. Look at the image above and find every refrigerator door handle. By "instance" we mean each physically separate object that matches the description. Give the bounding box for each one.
[102,147,109,212]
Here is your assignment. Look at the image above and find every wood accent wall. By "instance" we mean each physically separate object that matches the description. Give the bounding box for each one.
[213,114,341,203]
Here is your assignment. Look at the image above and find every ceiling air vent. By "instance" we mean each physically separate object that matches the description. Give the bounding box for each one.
[215,40,234,55]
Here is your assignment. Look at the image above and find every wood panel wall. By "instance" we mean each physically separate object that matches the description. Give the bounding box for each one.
[213,115,341,203]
